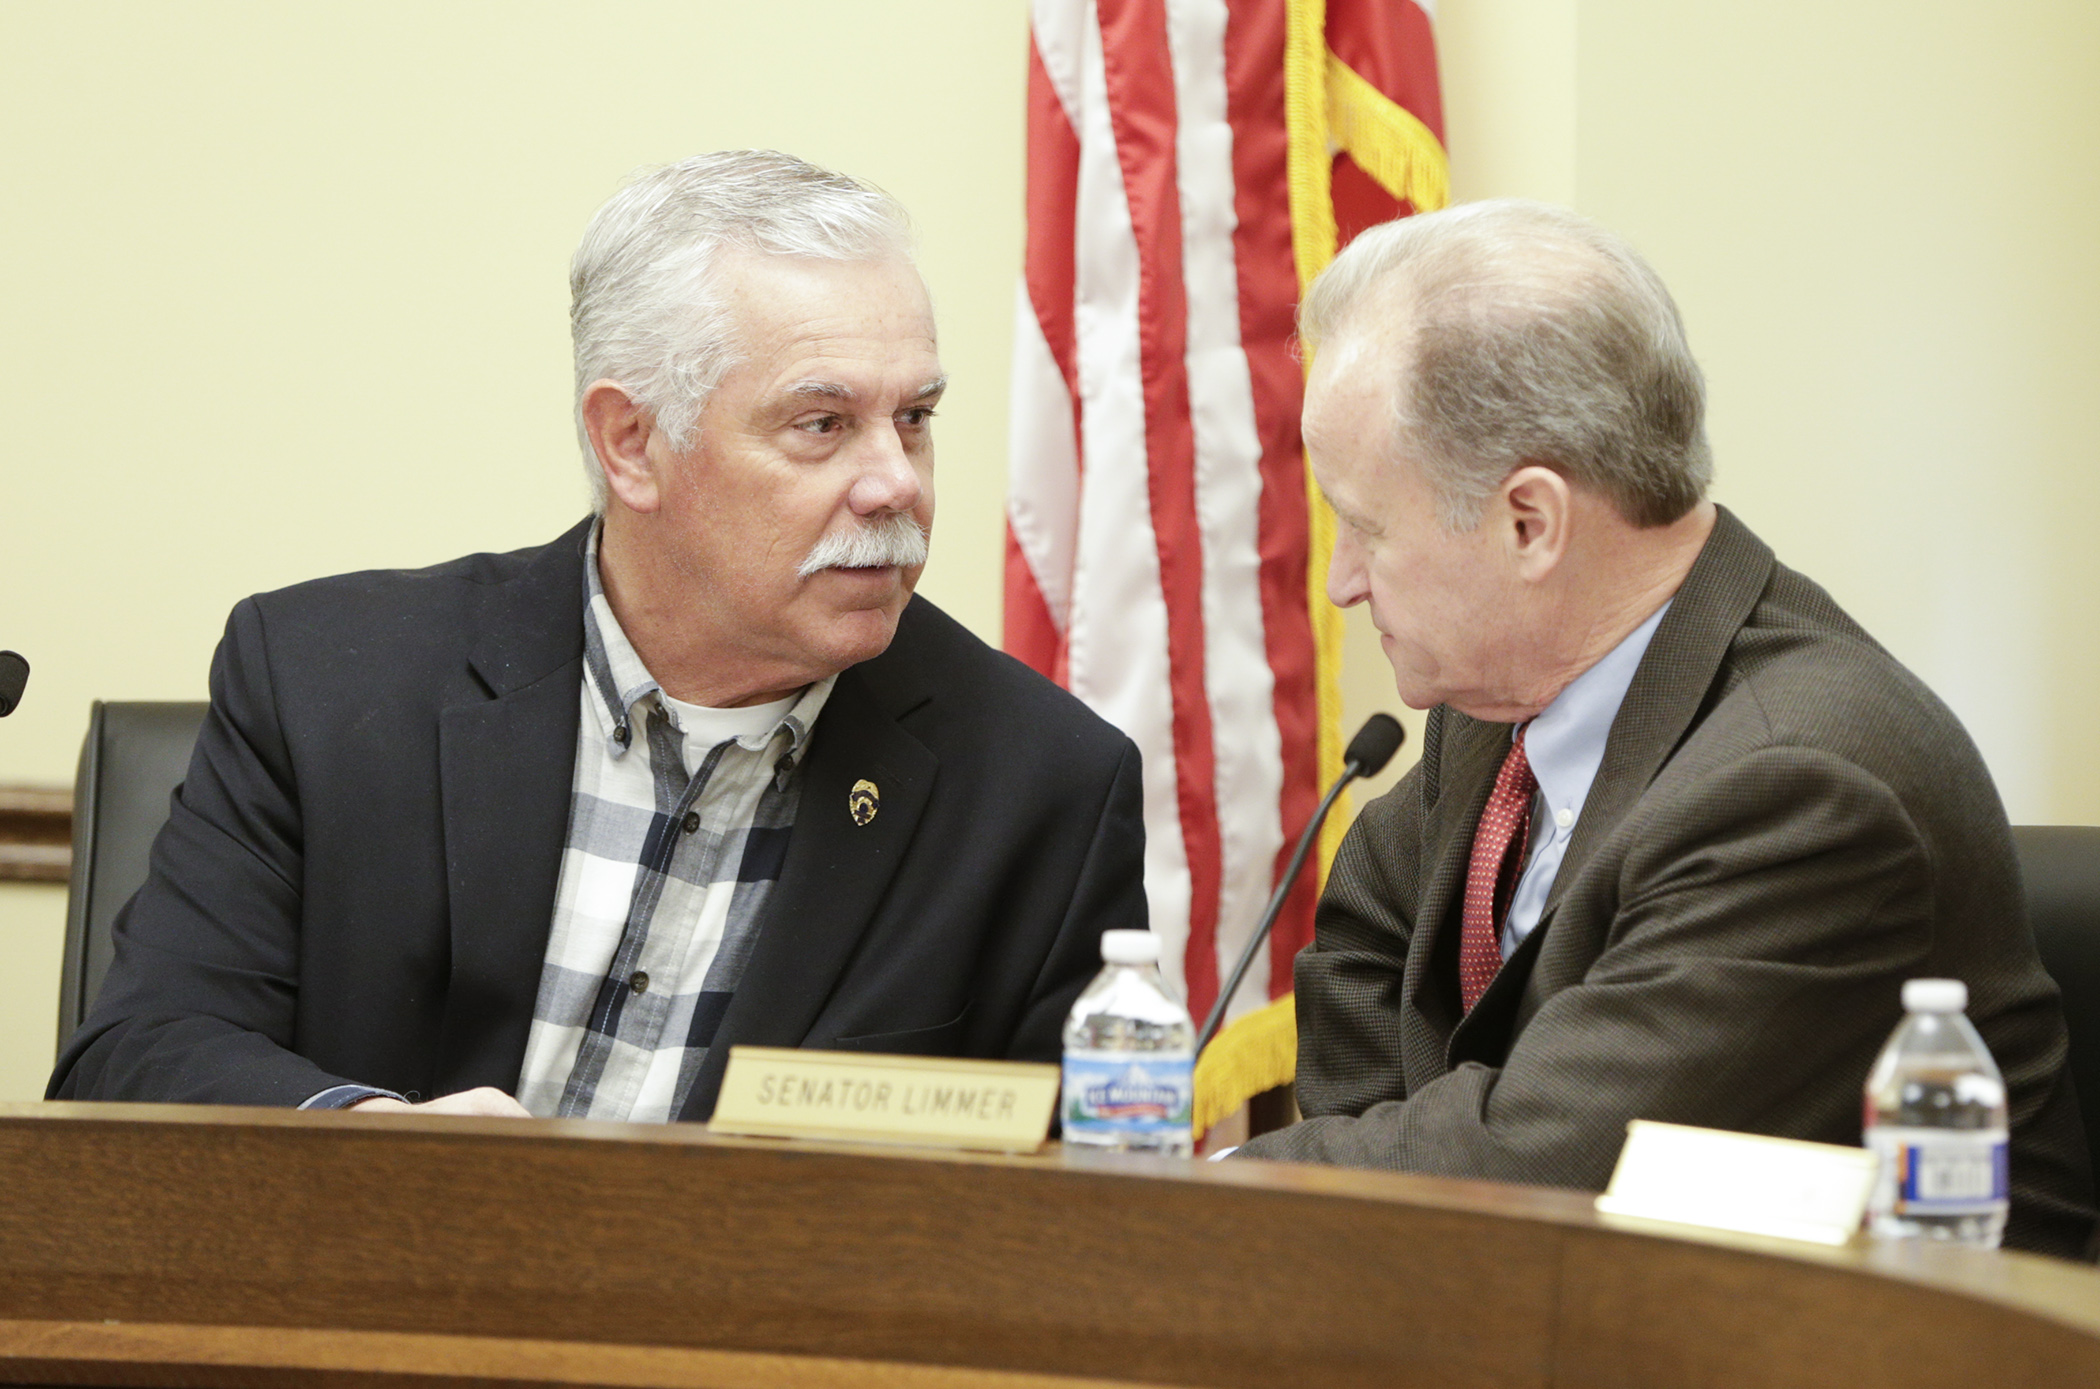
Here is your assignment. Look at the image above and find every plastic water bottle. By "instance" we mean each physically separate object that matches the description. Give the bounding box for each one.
[1061,929,1195,1156]
[1864,978,2010,1248]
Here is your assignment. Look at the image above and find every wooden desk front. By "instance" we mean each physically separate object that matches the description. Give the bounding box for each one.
[0,1103,2095,1388]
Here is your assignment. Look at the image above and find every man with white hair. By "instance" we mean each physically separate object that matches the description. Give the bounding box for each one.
[53,152,1146,1122]
[1236,200,2096,1258]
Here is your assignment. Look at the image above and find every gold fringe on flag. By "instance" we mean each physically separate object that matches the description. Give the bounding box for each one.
[1325,53,1451,222]
[1282,4,1451,904]
[1194,994,1297,1138]
[1190,0,1453,1142]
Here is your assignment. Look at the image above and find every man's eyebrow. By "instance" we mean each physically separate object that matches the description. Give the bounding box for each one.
[780,376,948,406]
[784,380,856,404]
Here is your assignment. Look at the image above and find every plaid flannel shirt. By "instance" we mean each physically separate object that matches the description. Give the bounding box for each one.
[511,526,833,1121]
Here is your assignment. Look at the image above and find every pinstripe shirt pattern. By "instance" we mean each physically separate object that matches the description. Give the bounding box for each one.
[514,527,833,1122]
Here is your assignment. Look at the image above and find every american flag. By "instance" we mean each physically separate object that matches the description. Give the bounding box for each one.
[1005,0,1446,1043]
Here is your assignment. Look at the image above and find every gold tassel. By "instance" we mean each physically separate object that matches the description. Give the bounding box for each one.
[1194,994,1299,1138]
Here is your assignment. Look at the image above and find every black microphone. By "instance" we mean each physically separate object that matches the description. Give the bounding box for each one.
[1196,713,1405,1053]
[0,652,26,718]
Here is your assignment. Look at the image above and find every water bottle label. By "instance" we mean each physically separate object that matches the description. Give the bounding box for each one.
[1867,1128,2009,1215]
[1061,1049,1194,1137]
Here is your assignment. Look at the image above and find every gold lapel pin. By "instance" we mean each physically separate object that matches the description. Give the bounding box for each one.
[849,778,879,827]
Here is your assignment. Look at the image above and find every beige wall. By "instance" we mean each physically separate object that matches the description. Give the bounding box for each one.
[1577,0,2100,825]
[0,0,1029,789]
[0,0,1032,1098]
[1355,0,2100,818]
[3,0,2095,1098]
[1422,0,2100,826]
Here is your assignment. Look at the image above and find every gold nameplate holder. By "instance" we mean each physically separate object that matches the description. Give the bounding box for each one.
[710,1046,1059,1153]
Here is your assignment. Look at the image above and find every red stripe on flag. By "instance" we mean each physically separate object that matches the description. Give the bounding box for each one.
[1331,156,1404,254]
[1094,0,1225,1022]
[1326,0,1444,144]
[1004,521,1064,678]
[1328,1,1444,252]
[1222,0,1322,994]
[1010,30,1081,681]
[1024,36,1083,402]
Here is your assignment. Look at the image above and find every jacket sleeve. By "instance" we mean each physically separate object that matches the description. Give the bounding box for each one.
[1242,748,1937,1188]
[49,597,362,1105]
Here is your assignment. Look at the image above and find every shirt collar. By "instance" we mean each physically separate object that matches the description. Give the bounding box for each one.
[580,521,832,763]
[1521,599,1672,829]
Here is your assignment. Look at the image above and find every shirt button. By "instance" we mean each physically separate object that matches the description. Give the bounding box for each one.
[682,811,701,834]
[613,724,631,746]
[629,970,649,995]
[1555,807,1574,829]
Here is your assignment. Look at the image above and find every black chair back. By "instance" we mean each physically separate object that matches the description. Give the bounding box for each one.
[2015,824,2100,1172]
[59,700,209,1051]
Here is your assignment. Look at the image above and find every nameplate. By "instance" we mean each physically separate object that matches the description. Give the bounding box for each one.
[709,1047,1059,1153]
[1594,1119,1878,1246]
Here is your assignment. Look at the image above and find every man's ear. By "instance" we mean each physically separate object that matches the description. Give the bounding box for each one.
[581,379,665,514]
[1499,464,1572,581]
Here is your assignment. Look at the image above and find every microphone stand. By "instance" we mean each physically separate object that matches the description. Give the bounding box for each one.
[1196,714,1403,1055]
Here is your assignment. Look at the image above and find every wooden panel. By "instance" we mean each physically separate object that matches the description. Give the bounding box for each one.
[0,1105,2095,1389]
[0,1107,1563,1388]
[1554,1224,2100,1388]
[0,786,68,882]
[0,1319,1174,1389]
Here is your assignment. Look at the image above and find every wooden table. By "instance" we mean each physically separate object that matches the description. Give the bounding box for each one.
[0,1103,2095,1388]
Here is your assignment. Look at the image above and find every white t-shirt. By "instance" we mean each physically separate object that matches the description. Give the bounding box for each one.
[659,689,800,768]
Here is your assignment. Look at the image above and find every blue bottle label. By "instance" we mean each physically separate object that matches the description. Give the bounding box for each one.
[1061,1049,1194,1136]
[1869,1128,2009,1215]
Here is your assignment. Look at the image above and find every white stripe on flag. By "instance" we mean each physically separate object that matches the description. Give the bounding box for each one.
[1031,0,1085,124]
[1166,0,1285,1016]
[1007,278,1080,634]
[1068,0,1193,996]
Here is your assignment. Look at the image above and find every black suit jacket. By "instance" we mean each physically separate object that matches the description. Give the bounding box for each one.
[1241,509,2097,1259]
[51,521,1147,1118]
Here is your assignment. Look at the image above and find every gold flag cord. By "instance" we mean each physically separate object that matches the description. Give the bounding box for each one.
[1193,994,1297,1137]
[1324,53,1450,220]
[1193,4,1450,1139]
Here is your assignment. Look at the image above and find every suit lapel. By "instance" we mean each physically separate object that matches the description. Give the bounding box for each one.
[1541,505,1775,920]
[679,646,939,1118]
[431,521,590,1093]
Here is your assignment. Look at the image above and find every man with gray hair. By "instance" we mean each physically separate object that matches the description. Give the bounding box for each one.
[1237,200,2095,1258]
[54,152,1146,1122]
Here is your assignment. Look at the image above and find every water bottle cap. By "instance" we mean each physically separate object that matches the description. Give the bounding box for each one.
[1902,978,1968,1013]
[1100,929,1161,965]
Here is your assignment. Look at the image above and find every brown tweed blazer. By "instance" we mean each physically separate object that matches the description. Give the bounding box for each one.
[1240,508,2097,1259]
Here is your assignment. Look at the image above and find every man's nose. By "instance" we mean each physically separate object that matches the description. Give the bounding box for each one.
[1327,530,1368,609]
[848,423,924,515]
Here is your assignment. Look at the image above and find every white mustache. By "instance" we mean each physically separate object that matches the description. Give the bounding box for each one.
[797,513,930,580]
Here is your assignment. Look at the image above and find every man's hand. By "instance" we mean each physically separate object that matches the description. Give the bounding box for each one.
[349,1087,532,1117]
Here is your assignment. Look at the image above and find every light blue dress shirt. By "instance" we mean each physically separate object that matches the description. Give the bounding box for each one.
[1500,600,1672,958]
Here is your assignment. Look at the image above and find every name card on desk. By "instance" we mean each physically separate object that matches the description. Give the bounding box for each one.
[1595,1120,1878,1246]
[710,1047,1059,1153]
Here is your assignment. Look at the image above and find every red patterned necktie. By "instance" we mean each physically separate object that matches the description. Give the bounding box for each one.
[1459,723,1537,1012]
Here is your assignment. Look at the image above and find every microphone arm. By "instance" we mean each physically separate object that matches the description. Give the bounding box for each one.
[1196,713,1404,1055]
